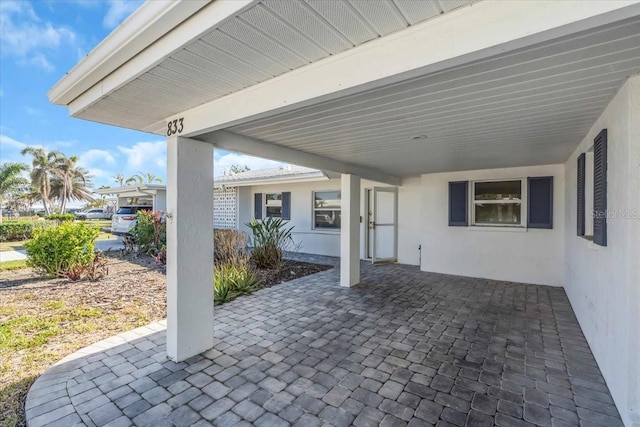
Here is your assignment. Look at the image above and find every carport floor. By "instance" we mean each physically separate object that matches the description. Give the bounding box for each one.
[25,257,623,427]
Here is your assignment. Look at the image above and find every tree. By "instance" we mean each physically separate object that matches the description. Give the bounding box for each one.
[229,165,250,174]
[113,173,126,186]
[0,162,28,222]
[51,155,94,213]
[126,171,162,185]
[21,147,61,215]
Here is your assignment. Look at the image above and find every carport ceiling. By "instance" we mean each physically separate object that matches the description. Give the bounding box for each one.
[222,17,640,177]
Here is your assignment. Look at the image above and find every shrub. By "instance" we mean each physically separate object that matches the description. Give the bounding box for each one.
[214,229,249,265]
[45,213,75,222]
[246,217,295,269]
[0,221,33,241]
[130,211,166,257]
[214,262,260,305]
[24,222,100,278]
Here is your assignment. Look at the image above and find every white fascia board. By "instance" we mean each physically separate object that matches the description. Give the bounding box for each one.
[214,175,329,188]
[95,185,166,195]
[165,0,640,138]
[62,0,258,113]
[201,131,401,186]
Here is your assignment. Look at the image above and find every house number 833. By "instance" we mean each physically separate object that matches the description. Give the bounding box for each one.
[167,118,184,136]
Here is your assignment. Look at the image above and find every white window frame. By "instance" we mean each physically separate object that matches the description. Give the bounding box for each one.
[264,192,282,218]
[312,190,341,230]
[471,178,527,227]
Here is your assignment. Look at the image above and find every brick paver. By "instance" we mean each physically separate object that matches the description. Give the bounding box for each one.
[25,255,623,426]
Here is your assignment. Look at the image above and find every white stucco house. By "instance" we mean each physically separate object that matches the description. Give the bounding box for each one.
[48,1,639,425]
[95,184,168,212]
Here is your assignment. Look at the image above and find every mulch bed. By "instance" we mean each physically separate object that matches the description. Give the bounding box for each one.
[256,259,332,288]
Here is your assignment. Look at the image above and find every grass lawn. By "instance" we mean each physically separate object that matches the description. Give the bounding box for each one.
[0,254,166,427]
[0,260,28,271]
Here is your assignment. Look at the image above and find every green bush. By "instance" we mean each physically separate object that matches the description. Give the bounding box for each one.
[24,222,99,278]
[246,217,294,269]
[0,221,33,241]
[214,262,260,305]
[130,211,166,260]
[45,213,75,222]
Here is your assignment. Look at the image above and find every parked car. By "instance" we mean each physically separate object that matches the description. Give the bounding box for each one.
[75,209,112,220]
[111,206,152,235]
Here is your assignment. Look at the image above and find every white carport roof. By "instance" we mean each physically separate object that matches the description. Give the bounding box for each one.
[50,0,640,181]
[95,184,166,198]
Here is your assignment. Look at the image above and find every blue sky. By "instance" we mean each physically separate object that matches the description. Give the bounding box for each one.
[0,0,284,192]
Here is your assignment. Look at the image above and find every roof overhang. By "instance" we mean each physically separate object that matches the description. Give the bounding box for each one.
[50,0,640,179]
[214,171,329,188]
[95,185,166,197]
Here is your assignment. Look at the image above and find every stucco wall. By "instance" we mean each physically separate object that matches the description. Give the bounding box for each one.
[420,164,565,286]
[564,77,639,427]
[238,178,422,266]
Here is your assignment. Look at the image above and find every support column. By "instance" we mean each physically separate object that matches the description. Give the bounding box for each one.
[166,136,214,362]
[340,174,360,287]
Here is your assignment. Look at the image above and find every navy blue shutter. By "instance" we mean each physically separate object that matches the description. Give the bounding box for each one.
[593,129,607,246]
[577,153,586,236]
[449,181,468,226]
[254,193,262,219]
[527,176,553,229]
[282,192,291,220]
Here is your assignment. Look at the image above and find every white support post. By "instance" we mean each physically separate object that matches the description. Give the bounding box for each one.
[340,174,360,287]
[166,136,214,362]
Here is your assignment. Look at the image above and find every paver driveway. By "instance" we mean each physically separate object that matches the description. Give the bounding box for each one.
[26,258,622,427]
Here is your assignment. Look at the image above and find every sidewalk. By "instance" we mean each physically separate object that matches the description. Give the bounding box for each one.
[0,238,124,263]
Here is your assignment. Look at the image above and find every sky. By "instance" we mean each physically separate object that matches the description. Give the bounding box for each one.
[0,0,285,194]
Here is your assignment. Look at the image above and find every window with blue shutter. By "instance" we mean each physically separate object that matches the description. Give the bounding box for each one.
[449,181,468,226]
[577,153,586,236]
[593,129,607,246]
[527,176,553,229]
[254,193,262,219]
[282,192,291,220]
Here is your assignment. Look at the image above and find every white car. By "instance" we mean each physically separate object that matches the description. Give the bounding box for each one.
[75,209,112,220]
[111,206,152,235]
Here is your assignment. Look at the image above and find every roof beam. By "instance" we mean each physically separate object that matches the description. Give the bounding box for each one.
[200,131,401,186]
[165,0,640,138]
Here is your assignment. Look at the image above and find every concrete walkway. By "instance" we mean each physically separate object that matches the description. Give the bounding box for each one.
[0,238,124,263]
[25,261,622,427]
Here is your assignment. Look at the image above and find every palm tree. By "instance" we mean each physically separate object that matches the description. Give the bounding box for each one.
[51,155,94,213]
[139,171,161,184]
[125,174,144,185]
[126,171,162,185]
[21,147,61,215]
[113,173,126,186]
[0,162,28,222]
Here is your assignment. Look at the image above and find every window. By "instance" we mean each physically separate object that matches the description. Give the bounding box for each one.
[265,193,282,218]
[313,190,341,229]
[472,180,524,226]
[254,192,291,220]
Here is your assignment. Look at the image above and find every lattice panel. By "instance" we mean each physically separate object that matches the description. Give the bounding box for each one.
[214,187,237,229]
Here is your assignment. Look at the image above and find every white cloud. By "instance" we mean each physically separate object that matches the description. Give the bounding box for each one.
[78,149,116,168]
[117,141,166,171]
[0,134,27,150]
[214,150,287,176]
[0,0,76,71]
[29,53,55,72]
[103,0,143,29]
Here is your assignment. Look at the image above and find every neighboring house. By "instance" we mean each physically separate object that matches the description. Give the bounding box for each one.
[49,2,640,425]
[95,185,167,212]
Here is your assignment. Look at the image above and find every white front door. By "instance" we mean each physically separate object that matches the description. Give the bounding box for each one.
[369,186,398,264]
